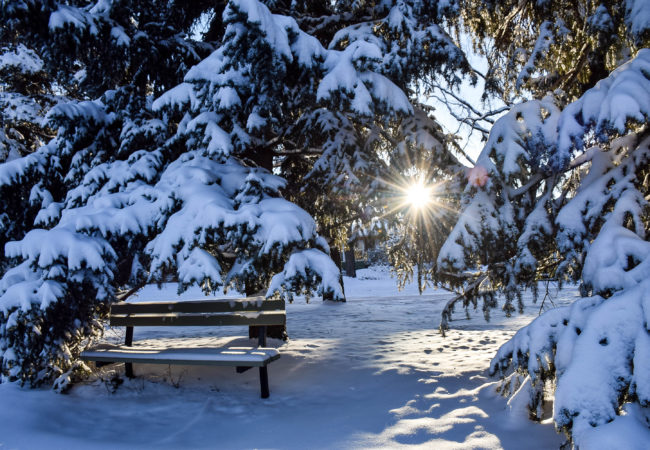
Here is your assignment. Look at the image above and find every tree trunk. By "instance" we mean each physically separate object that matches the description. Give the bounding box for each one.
[323,243,346,302]
[248,324,288,341]
[330,246,342,272]
[344,248,356,278]
[246,282,287,341]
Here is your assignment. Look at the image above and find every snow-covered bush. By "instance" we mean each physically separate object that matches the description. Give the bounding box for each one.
[440,49,650,445]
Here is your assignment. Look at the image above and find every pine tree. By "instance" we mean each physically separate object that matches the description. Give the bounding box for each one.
[483,53,650,446]
[435,5,650,445]
[0,0,347,389]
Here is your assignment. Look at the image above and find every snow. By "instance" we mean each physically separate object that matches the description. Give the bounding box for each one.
[437,189,504,270]
[317,42,412,116]
[48,99,113,126]
[0,45,43,74]
[81,345,280,364]
[0,267,66,314]
[178,248,223,286]
[556,134,650,296]
[482,95,561,177]
[492,279,650,448]
[267,248,343,300]
[228,0,293,60]
[109,26,130,47]
[152,83,199,111]
[49,5,99,35]
[0,92,45,127]
[558,49,650,158]
[582,221,650,293]
[0,267,587,449]
[6,228,115,272]
[215,87,240,109]
[626,0,650,39]
[553,285,644,435]
[578,403,650,450]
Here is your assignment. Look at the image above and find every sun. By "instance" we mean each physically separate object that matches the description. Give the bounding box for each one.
[373,168,455,223]
[405,182,431,210]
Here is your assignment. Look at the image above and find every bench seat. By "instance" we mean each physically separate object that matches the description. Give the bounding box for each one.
[81,344,280,367]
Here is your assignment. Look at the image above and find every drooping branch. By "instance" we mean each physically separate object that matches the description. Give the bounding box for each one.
[439,273,490,336]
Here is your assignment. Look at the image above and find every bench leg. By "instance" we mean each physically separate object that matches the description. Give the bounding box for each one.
[125,326,135,378]
[259,366,269,399]
[125,362,135,378]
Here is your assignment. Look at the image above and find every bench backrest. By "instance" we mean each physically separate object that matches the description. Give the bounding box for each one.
[110,297,286,327]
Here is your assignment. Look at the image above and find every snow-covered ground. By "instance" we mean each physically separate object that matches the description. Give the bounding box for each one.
[0,267,579,449]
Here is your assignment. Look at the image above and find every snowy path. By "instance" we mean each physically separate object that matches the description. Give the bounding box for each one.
[0,268,574,449]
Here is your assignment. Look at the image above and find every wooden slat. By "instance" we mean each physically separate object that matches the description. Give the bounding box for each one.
[110,297,283,315]
[81,345,281,367]
[110,311,286,327]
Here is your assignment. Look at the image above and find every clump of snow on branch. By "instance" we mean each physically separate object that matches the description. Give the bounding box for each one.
[558,48,650,163]
[0,44,43,75]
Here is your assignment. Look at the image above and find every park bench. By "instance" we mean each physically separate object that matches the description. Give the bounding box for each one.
[80,297,285,398]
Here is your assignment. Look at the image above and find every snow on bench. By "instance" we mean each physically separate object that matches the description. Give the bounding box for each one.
[81,345,280,366]
[81,297,285,398]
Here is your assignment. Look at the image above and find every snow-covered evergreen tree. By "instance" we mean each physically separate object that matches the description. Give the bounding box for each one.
[165,0,471,243]
[0,0,214,274]
[436,21,650,447]
[0,0,350,389]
